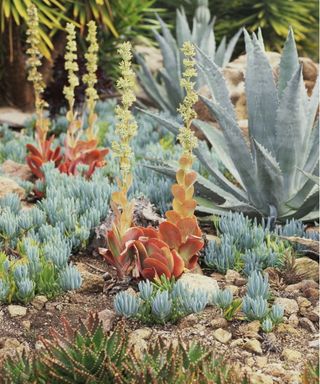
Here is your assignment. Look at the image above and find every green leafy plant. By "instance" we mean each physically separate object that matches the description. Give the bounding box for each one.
[210,0,319,58]
[136,0,241,115]
[3,312,246,383]
[144,28,319,221]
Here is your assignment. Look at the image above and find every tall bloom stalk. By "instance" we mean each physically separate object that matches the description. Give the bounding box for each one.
[63,22,81,149]
[166,42,202,237]
[111,41,138,237]
[83,21,99,141]
[26,4,49,149]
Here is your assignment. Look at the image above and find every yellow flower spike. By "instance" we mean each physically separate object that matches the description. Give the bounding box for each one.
[64,23,79,122]
[166,41,201,237]
[63,22,82,149]
[26,4,49,147]
[111,41,138,236]
[83,21,99,141]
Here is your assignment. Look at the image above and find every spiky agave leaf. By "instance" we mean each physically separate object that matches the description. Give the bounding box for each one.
[142,28,319,222]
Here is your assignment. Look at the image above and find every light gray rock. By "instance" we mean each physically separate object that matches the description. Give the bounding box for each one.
[31,295,48,310]
[179,273,219,299]
[243,339,263,355]
[0,177,25,199]
[274,297,298,316]
[281,348,302,362]
[8,305,27,317]
[213,328,232,344]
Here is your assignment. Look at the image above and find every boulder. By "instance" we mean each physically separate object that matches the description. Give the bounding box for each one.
[1,160,33,181]
[0,177,25,199]
[179,273,219,298]
[243,339,263,355]
[212,328,232,344]
[8,305,27,317]
[294,257,319,282]
[273,297,298,316]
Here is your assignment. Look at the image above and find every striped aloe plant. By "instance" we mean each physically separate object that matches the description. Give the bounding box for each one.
[136,0,241,115]
[141,28,319,222]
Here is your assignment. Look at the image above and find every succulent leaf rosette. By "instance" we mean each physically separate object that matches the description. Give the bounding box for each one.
[100,221,203,281]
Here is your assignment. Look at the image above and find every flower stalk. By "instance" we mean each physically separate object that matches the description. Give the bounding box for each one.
[166,42,201,237]
[63,22,81,150]
[26,4,49,150]
[83,21,99,141]
[111,42,138,236]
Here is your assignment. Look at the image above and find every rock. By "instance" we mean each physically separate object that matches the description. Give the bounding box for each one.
[178,313,198,328]
[230,338,244,348]
[22,320,31,330]
[283,371,301,384]
[309,338,319,349]
[0,107,32,127]
[288,313,299,327]
[256,356,268,369]
[128,328,152,359]
[234,277,247,287]
[238,320,261,338]
[31,295,48,310]
[264,363,285,377]
[286,279,318,293]
[8,305,27,317]
[0,338,22,359]
[276,323,299,335]
[0,177,25,199]
[1,160,33,181]
[98,308,116,332]
[225,269,242,284]
[303,287,319,301]
[300,57,319,83]
[296,296,312,309]
[249,372,274,384]
[179,273,219,298]
[76,262,105,293]
[306,307,319,322]
[224,284,239,296]
[281,348,301,362]
[299,317,317,333]
[210,317,228,329]
[243,339,263,355]
[212,328,232,344]
[274,298,298,316]
[294,257,319,282]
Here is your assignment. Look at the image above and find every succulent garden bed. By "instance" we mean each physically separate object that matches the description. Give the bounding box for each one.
[0,1,319,384]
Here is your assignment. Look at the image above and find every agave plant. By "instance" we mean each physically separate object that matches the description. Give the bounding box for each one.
[143,28,319,221]
[136,0,241,114]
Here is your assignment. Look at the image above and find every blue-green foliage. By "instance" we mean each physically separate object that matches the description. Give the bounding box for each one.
[0,125,33,164]
[261,318,273,333]
[114,279,211,324]
[211,288,233,310]
[204,212,284,275]
[0,166,112,304]
[204,235,236,274]
[242,271,284,328]
[114,291,141,318]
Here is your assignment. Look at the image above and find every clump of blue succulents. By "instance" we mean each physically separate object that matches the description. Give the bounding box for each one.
[204,212,285,276]
[114,279,211,324]
[0,165,112,304]
[242,271,284,331]
[204,235,236,274]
